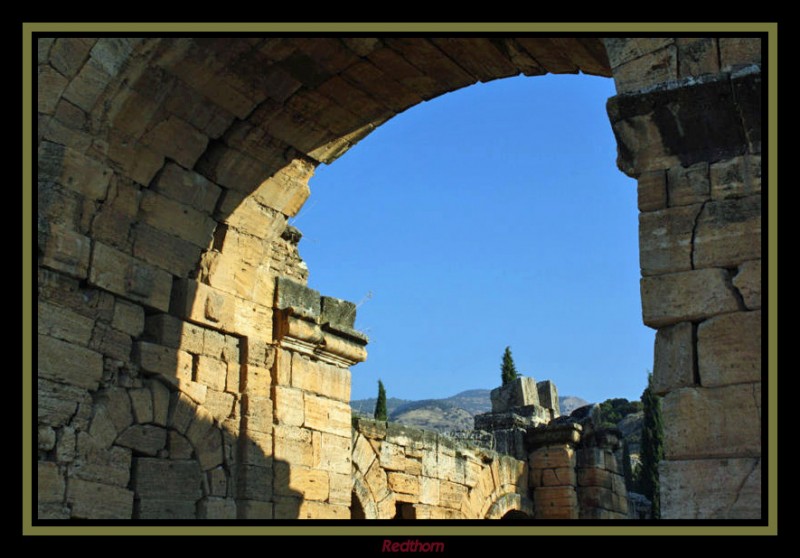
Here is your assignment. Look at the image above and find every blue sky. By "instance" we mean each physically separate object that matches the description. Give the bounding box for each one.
[292,73,655,405]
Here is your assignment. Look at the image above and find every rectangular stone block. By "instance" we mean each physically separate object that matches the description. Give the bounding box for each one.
[577,467,612,488]
[719,38,761,70]
[204,388,235,422]
[195,356,227,391]
[150,161,222,215]
[438,480,467,510]
[128,387,154,424]
[641,268,741,328]
[638,204,699,276]
[274,462,329,501]
[733,260,761,310]
[132,458,203,500]
[676,38,719,78]
[710,155,760,200]
[303,393,351,437]
[237,499,273,519]
[243,364,271,396]
[89,322,132,361]
[38,462,64,503]
[272,385,304,426]
[67,478,134,519]
[694,196,761,269]
[39,140,112,200]
[662,384,761,459]
[112,299,145,337]
[637,170,667,212]
[534,486,578,514]
[49,38,97,78]
[198,497,237,519]
[38,333,103,390]
[132,223,204,278]
[291,356,351,403]
[242,394,273,434]
[530,445,575,470]
[40,225,92,279]
[698,311,761,387]
[116,425,167,457]
[667,163,710,207]
[38,301,95,346]
[62,57,111,111]
[137,342,193,387]
[148,379,171,426]
[38,379,88,428]
[240,429,273,468]
[137,498,197,519]
[238,465,273,501]
[491,376,539,412]
[539,466,577,487]
[251,164,312,218]
[273,425,313,468]
[660,457,761,519]
[652,321,695,396]
[536,380,560,416]
[89,242,172,312]
[139,189,217,249]
[611,44,678,94]
[106,130,164,186]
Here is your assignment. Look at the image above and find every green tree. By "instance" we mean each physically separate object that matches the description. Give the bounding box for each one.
[622,439,634,491]
[639,372,664,518]
[374,380,387,421]
[501,346,518,386]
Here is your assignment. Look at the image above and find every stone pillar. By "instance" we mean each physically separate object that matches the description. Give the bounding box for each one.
[604,37,762,519]
[526,423,581,519]
[576,429,628,519]
[269,278,367,519]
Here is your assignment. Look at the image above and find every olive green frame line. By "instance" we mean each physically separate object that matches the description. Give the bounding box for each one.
[23,22,778,537]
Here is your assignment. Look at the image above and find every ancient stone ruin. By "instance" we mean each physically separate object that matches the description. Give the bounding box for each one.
[35,36,763,520]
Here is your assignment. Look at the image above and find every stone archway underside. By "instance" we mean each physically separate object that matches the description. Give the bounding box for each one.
[37,36,762,520]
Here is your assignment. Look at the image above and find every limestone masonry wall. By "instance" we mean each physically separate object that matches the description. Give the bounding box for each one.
[36,36,763,520]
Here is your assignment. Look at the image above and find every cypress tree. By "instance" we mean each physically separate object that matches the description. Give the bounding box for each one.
[639,372,664,518]
[501,346,519,386]
[374,380,387,421]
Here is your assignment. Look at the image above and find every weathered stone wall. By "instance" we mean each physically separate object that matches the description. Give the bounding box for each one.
[605,37,762,519]
[352,418,531,519]
[36,36,762,520]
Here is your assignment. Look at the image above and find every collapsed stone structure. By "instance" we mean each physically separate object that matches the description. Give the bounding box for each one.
[35,36,763,520]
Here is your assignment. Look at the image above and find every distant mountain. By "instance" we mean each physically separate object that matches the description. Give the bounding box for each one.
[351,389,590,433]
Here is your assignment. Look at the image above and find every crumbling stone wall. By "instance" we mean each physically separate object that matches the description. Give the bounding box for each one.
[352,418,531,519]
[35,36,762,520]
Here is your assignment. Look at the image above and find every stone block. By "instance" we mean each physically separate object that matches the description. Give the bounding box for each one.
[303,393,351,437]
[132,223,204,278]
[38,65,69,115]
[652,321,695,396]
[274,462,329,501]
[195,356,227,391]
[316,432,350,475]
[273,425,313,468]
[194,425,224,471]
[168,431,193,460]
[49,38,97,78]
[667,163,709,207]
[38,462,64,503]
[719,38,761,70]
[138,189,217,249]
[534,486,578,516]
[137,342,193,388]
[539,467,577,487]
[73,443,132,487]
[676,38,719,78]
[105,130,164,186]
[89,243,172,312]
[694,196,761,269]
[38,301,95,346]
[132,458,203,500]
[168,391,198,434]
[243,394,273,434]
[237,500,273,519]
[150,161,222,214]
[438,480,467,510]
[530,445,575,470]
[351,434,377,474]
[603,38,674,68]
[38,503,70,520]
[128,387,154,424]
[662,384,761,459]
[291,355,351,402]
[89,322,132,361]
[641,268,741,328]
[61,57,110,112]
[207,467,227,497]
[733,260,761,310]
[251,166,311,218]
[638,204,698,276]
[577,467,612,488]
[536,380,560,416]
[490,376,539,412]
[637,170,667,212]
[112,299,145,337]
[38,334,103,390]
[273,386,304,426]
[137,499,197,519]
[141,115,209,169]
[38,426,56,452]
[204,389,235,423]
[67,478,134,519]
[275,276,320,320]
[38,379,89,428]
[237,465,273,501]
[148,379,171,427]
[40,224,92,279]
[611,45,678,94]
[388,472,420,499]
[240,429,272,468]
[697,311,761,387]
[226,361,241,394]
[116,425,167,456]
[198,497,237,519]
[243,364,271,396]
[660,457,761,519]
[710,155,760,200]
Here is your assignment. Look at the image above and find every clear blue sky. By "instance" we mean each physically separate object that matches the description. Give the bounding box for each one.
[292,73,655,405]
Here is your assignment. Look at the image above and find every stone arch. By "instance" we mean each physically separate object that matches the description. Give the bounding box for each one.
[485,492,535,519]
[351,431,396,519]
[36,35,764,520]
